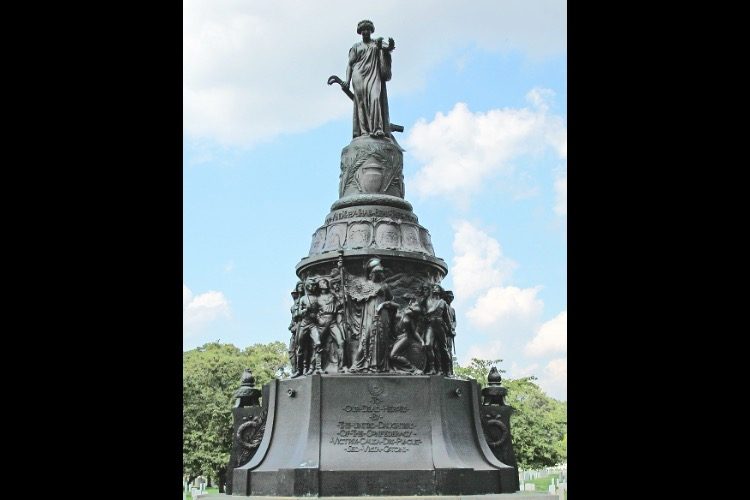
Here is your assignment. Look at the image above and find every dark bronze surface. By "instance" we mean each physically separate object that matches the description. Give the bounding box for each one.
[226,21,520,496]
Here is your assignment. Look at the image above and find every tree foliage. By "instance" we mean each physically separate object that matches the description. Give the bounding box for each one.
[183,347,565,480]
[455,358,567,469]
[454,358,504,383]
[182,341,289,482]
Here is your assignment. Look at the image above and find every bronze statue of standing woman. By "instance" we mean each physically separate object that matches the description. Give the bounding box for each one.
[343,20,395,139]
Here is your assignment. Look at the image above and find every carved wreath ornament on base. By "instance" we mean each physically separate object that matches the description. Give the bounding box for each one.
[483,413,509,448]
[236,409,267,466]
[339,138,404,198]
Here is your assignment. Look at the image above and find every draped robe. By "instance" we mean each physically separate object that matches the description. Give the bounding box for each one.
[349,40,392,138]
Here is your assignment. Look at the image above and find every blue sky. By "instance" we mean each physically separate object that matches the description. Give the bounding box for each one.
[183,0,567,400]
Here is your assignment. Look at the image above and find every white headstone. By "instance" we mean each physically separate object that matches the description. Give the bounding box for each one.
[524,483,536,491]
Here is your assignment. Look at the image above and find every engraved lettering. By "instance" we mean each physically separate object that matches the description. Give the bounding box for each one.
[325,207,418,225]
[332,395,421,453]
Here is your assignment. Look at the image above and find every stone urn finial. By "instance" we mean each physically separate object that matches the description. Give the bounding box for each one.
[233,368,261,407]
[241,368,256,387]
[481,366,508,406]
[488,366,502,385]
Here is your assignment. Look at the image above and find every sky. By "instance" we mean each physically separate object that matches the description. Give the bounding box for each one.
[183,0,567,400]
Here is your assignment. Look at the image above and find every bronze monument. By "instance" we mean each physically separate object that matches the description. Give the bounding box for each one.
[229,21,520,497]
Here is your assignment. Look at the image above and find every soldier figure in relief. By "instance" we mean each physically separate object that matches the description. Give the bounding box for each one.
[444,290,457,377]
[423,284,452,375]
[288,281,305,378]
[389,299,425,374]
[316,278,348,372]
[295,280,323,375]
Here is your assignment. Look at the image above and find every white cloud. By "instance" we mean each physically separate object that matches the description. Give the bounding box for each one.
[526,87,554,112]
[405,90,567,202]
[183,283,231,337]
[183,283,193,309]
[537,357,567,400]
[463,340,505,366]
[183,1,566,146]
[507,361,541,379]
[467,285,544,335]
[451,221,517,300]
[554,174,567,217]
[451,220,544,338]
[525,310,567,357]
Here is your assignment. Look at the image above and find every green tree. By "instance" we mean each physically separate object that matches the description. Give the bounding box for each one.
[454,358,567,469]
[182,341,289,486]
[454,357,504,383]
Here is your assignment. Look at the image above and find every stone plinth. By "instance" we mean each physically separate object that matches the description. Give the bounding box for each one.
[231,375,517,497]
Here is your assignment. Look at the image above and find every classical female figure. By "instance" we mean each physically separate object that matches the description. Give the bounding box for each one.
[351,257,398,372]
[343,19,395,139]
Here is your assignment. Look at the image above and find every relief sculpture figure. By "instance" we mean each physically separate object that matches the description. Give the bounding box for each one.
[389,299,425,374]
[423,284,452,375]
[351,257,398,372]
[288,281,305,378]
[317,278,348,372]
[444,289,456,377]
[294,280,323,375]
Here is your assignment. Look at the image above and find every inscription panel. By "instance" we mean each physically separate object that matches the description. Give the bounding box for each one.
[375,223,401,249]
[320,376,432,470]
[401,224,423,252]
[310,227,326,254]
[346,223,373,248]
[420,228,435,255]
[323,223,347,252]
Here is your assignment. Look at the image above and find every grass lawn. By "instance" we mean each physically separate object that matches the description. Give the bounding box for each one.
[183,481,567,498]
[524,472,567,498]
[184,486,219,498]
